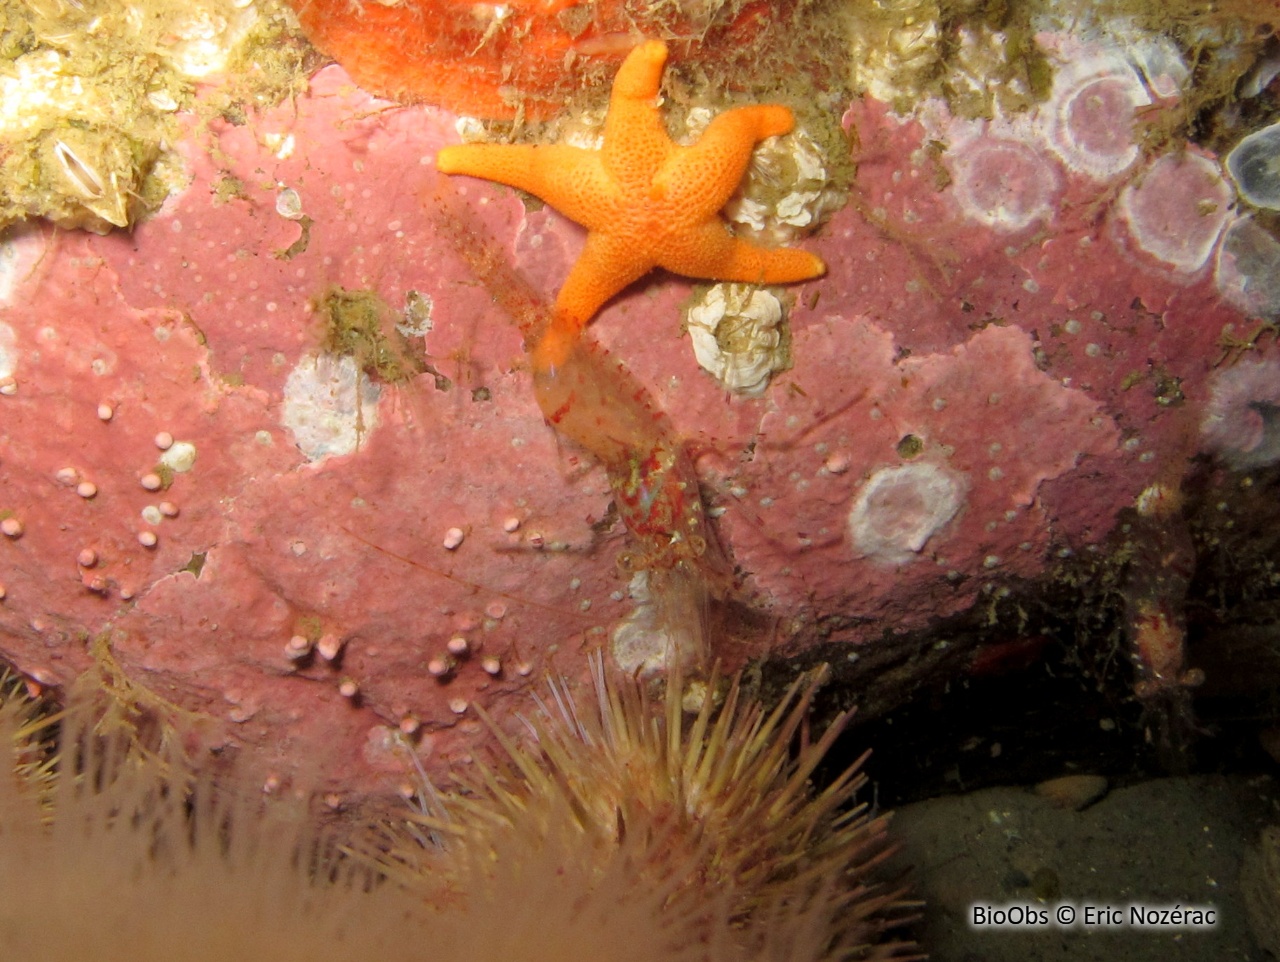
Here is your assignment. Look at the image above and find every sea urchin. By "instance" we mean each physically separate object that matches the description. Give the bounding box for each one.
[0,658,917,962]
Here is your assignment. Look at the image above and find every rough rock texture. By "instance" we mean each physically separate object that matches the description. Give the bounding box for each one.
[0,38,1269,795]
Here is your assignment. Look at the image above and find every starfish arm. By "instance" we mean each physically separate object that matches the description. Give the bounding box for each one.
[610,39,668,102]
[658,220,826,284]
[534,232,656,372]
[657,105,797,210]
[602,40,676,187]
[554,230,657,332]
[436,143,611,228]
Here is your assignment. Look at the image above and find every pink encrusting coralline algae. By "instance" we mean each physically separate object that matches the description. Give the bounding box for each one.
[0,18,1275,795]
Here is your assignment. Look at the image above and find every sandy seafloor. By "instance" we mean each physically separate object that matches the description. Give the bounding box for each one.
[894,773,1278,961]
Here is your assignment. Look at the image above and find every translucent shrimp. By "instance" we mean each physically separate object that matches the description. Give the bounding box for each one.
[427,178,729,665]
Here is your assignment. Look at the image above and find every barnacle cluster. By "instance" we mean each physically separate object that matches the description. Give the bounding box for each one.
[685,283,791,397]
[0,0,309,233]
[843,0,1051,117]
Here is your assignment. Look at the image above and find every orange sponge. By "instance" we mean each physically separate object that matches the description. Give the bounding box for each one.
[286,0,784,119]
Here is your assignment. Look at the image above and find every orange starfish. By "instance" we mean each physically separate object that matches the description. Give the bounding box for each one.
[436,39,826,371]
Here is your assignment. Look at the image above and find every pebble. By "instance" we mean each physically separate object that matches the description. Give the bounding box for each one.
[1034,774,1109,811]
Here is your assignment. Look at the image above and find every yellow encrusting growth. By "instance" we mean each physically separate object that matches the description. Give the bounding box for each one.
[0,0,310,233]
[316,286,427,384]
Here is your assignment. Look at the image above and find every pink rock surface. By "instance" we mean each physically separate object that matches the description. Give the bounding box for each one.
[0,55,1268,794]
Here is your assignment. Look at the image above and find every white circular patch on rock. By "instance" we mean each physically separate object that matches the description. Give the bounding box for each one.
[1226,122,1280,211]
[1215,216,1280,320]
[949,138,1060,233]
[282,353,381,462]
[159,440,197,473]
[1200,359,1280,470]
[1040,49,1149,182]
[1118,152,1232,274]
[848,462,966,564]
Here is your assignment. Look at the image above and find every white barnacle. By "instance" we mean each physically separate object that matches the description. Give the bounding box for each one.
[160,440,197,473]
[45,129,138,229]
[686,284,789,397]
[275,187,304,220]
[54,139,104,198]
[722,128,844,244]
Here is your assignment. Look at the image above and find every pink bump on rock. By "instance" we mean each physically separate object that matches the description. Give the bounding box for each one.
[154,431,174,450]
[427,655,454,678]
[1,517,23,538]
[140,472,163,491]
[480,656,502,676]
[158,500,180,518]
[55,467,79,485]
[77,548,98,567]
[1117,152,1232,275]
[446,635,469,657]
[502,515,520,532]
[96,402,114,421]
[442,526,465,550]
[316,633,344,661]
[285,634,312,660]
[399,715,420,735]
[137,530,158,548]
[76,480,97,499]
[0,583,6,600]
[824,452,851,475]
[338,678,359,699]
